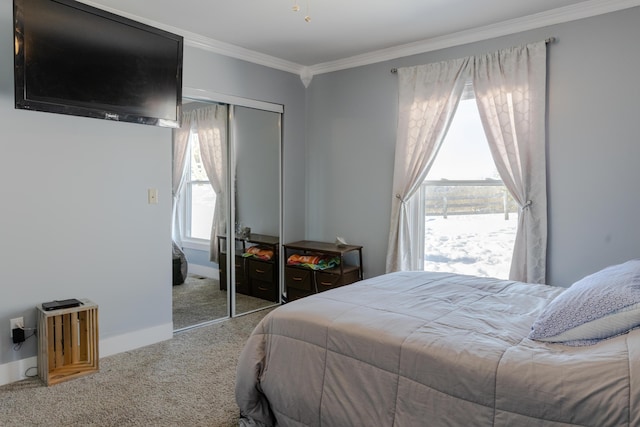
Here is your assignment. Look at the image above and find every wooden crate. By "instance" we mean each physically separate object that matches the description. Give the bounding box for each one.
[36,299,99,386]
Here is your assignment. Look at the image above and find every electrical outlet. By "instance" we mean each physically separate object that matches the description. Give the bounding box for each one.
[10,317,23,338]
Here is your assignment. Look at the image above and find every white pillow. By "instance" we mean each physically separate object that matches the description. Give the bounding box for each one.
[529,259,640,346]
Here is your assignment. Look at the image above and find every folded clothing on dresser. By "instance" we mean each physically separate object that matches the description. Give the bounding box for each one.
[243,246,274,261]
[287,253,340,270]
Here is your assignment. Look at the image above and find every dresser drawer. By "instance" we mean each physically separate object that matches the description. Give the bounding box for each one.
[248,259,274,282]
[286,286,313,302]
[315,266,360,290]
[252,279,278,302]
[221,255,250,294]
[219,253,228,290]
[285,266,312,291]
[235,276,250,295]
[235,257,250,295]
[221,254,248,277]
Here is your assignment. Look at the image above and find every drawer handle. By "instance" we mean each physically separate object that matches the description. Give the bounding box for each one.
[255,269,266,274]
[293,277,303,281]
[258,286,269,291]
[320,281,333,286]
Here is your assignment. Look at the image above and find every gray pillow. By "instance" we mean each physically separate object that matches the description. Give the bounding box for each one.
[529,259,640,346]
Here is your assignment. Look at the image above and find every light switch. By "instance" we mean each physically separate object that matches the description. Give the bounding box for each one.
[148,188,158,204]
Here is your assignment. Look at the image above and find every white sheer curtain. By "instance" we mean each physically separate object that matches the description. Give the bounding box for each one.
[386,41,548,283]
[385,58,470,272]
[171,111,194,247]
[473,41,548,283]
[195,105,228,263]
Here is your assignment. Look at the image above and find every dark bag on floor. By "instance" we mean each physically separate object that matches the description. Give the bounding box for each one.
[172,241,188,286]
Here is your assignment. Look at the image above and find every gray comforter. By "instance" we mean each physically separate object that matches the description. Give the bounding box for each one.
[236,271,640,426]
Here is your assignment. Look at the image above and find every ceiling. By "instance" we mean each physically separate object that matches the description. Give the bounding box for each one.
[84,0,638,75]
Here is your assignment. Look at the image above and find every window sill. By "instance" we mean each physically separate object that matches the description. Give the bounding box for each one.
[181,239,210,252]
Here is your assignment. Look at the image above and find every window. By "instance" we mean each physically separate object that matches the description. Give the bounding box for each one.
[181,130,216,242]
[417,85,518,279]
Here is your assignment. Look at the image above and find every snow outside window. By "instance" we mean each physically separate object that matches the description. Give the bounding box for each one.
[419,89,517,279]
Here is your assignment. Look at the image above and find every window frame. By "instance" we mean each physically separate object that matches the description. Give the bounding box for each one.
[179,130,215,251]
[414,82,516,277]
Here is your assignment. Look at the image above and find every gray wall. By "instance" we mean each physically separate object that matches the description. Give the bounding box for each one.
[235,106,281,237]
[306,6,640,286]
[0,0,306,376]
[0,2,172,367]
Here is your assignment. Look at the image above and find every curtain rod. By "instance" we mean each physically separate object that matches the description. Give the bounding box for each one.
[390,37,556,73]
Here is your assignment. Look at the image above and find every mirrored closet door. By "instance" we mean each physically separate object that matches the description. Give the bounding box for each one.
[230,106,281,316]
[172,92,282,331]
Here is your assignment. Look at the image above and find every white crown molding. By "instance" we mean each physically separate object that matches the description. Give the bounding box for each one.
[183,33,304,75]
[81,0,640,83]
[299,67,314,88]
[308,0,640,76]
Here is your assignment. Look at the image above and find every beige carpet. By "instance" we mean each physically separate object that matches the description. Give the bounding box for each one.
[173,275,275,330]
[0,308,273,427]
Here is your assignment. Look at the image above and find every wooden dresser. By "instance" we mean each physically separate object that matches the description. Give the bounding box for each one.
[218,234,279,302]
[283,240,363,301]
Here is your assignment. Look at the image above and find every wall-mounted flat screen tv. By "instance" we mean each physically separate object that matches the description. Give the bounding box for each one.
[13,0,183,128]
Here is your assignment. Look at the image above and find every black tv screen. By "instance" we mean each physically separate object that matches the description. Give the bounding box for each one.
[13,0,183,128]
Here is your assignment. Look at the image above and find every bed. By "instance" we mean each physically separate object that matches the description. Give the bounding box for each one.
[236,262,640,426]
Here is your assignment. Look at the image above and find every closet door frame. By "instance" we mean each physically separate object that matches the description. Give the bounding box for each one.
[183,87,283,319]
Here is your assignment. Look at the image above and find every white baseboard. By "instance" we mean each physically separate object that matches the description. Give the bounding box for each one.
[0,323,174,386]
[0,356,38,386]
[188,264,219,279]
[100,322,174,357]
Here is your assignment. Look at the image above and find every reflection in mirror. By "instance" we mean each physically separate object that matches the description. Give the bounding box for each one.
[172,100,229,330]
[232,106,281,316]
[171,96,282,330]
